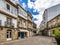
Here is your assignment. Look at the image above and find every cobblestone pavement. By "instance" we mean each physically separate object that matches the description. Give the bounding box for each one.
[0,36,57,45]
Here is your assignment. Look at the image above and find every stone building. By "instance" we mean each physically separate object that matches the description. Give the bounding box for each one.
[17,4,30,38]
[31,22,37,36]
[39,10,48,35]
[0,0,37,43]
[0,0,18,43]
[47,15,60,36]
[27,11,37,37]
[39,4,60,36]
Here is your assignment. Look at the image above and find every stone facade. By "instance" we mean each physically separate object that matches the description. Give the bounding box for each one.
[47,15,60,36]
[0,0,18,43]
[0,0,36,43]
[0,28,18,43]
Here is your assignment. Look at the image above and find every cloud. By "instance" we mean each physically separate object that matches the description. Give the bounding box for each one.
[32,18,38,21]
[28,0,34,9]
[33,14,43,28]
[32,10,44,28]
[27,0,60,28]
[22,3,27,9]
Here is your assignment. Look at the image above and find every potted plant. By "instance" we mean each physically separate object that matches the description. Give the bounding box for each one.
[53,28,60,45]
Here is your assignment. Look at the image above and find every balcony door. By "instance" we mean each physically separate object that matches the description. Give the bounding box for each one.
[7,30,12,40]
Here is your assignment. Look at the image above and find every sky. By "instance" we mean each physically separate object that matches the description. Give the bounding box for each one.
[15,0,60,28]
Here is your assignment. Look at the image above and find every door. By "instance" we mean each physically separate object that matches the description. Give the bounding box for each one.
[20,32,25,38]
[7,30,12,40]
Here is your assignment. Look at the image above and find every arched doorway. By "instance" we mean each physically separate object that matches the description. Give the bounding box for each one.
[7,30,12,40]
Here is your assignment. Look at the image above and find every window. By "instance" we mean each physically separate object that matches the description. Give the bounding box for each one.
[11,7,13,14]
[6,4,10,10]
[7,17,12,25]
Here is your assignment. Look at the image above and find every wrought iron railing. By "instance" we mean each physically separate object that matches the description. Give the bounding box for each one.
[5,21,14,28]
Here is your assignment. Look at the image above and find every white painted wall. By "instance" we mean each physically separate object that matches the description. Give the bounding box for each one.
[0,14,6,26]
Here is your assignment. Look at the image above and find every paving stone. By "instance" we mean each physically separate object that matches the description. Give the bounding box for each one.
[0,36,57,45]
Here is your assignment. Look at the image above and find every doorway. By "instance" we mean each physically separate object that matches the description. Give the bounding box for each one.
[20,32,25,38]
[7,30,12,40]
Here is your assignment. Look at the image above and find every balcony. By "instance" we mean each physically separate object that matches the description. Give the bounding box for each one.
[5,21,14,28]
[18,24,27,29]
[0,7,17,18]
[18,13,27,20]
[18,21,27,28]
[18,24,23,28]
[27,25,33,30]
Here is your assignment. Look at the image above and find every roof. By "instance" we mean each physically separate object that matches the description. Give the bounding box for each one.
[45,3,60,11]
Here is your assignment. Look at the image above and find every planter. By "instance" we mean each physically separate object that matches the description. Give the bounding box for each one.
[52,28,60,45]
[55,38,60,45]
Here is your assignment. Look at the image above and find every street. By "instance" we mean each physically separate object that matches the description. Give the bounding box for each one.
[0,36,57,45]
